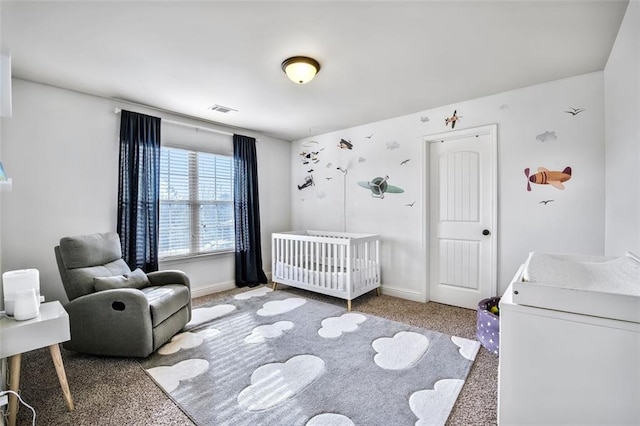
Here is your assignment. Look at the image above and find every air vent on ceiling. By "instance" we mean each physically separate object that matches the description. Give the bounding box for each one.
[208,104,238,114]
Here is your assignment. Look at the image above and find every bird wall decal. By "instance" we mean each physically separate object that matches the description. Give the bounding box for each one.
[564,107,585,116]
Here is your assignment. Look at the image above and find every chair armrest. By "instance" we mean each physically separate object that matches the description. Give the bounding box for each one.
[65,288,150,313]
[146,270,192,323]
[63,289,153,357]
[146,270,190,288]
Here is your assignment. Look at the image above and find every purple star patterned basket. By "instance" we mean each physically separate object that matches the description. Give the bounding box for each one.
[476,297,500,356]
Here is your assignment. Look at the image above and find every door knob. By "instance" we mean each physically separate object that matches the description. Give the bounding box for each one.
[482,229,491,236]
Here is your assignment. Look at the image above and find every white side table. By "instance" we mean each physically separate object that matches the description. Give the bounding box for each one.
[0,300,75,426]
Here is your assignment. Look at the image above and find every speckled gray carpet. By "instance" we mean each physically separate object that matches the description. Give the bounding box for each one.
[140,287,480,426]
[12,285,498,425]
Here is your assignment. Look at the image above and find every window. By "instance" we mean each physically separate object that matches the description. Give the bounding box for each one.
[159,146,234,258]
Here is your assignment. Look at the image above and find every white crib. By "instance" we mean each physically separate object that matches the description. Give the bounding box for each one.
[271,231,381,310]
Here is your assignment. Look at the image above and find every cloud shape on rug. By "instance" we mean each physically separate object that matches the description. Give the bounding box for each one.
[159,328,221,355]
[372,331,430,370]
[234,286,273,300]
[146,359,209,393]
[257,298,306,316]
[306,413,355,426]
[186,304,236,327]
[318,313,367,338]
[451,336,481,361]
[237,355,325,411]
[409,379,465,426]
[245,321,294,344]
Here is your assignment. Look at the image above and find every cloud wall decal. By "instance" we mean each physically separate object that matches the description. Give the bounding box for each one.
[237,355,325,411]
[536,130,557,142]
[257,298,306,316]
[386,141,400,150]
[409,379,465,426]
[318,313,367,338]
[372,331,430,370]
[244,321,294,344]
[146,359,209,393]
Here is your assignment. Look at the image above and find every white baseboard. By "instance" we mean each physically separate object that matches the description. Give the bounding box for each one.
[190,272,273,299]
[191,281,235,298]
[380,284,426,303]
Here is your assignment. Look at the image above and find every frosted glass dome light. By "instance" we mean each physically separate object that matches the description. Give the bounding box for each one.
[281,56,321,84]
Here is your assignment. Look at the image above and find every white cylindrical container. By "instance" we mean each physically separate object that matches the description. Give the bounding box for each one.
[13,288,39,320]
[2,269,40,316]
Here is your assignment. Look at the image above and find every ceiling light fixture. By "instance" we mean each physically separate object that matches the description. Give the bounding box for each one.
[281,56,321,84]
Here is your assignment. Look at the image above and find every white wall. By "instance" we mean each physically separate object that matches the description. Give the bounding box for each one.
[0,79,290,304]
[604,0,640,256]
[292,72,606,300]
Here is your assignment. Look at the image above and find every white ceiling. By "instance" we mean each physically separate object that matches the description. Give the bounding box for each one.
[1,1,629,141]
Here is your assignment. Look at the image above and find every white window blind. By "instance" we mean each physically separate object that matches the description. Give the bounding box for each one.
[159,147,234,258]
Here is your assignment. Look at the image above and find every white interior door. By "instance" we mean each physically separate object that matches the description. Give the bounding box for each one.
[427,125,497,309]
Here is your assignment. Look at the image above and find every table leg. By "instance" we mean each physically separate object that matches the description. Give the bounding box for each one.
[8,353,22,426]
[48,344,75,411]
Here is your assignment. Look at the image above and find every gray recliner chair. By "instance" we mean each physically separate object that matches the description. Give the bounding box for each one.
[54,232,191,357]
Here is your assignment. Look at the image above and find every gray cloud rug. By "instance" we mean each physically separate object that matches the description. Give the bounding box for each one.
[140,287,480,426]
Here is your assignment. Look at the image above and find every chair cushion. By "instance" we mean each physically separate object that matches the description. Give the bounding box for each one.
[59,232,123,269]
[93,268,151,292]
[141,284,190,327]
[65,258,131,300]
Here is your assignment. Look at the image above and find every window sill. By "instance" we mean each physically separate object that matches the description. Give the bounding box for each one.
[159,250,234,264]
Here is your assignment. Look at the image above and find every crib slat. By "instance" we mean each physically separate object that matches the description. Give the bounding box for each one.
[331,243,335,289]
[365,241,371,287]
[286,239,292,280]
[327,243,333,289]
[331,243,340,290]
[312,240,316,286]
[303,240,308,283]
[294,238,298,281]
[320,243,327,287]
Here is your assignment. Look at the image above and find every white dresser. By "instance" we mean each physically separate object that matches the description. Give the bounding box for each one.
[498,254,640,425]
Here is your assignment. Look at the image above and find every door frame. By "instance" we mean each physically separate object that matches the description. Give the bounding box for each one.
[422,123,498,304]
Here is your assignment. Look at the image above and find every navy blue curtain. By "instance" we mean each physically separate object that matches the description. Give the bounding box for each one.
[233,134,267,287]
[117,110,161,272]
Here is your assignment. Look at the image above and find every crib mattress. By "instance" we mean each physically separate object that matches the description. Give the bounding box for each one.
[512,252,640,323]
[274,261,377,293]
